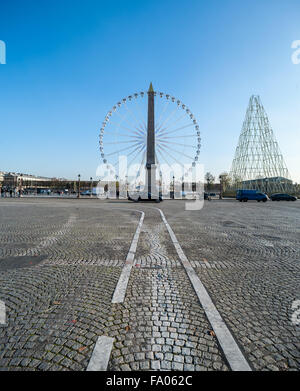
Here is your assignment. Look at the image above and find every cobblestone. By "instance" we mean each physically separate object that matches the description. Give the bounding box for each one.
[0,199,298,371]
[164,199,300,371]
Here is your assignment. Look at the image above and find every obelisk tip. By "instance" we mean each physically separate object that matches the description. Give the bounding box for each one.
[148,82,154,93]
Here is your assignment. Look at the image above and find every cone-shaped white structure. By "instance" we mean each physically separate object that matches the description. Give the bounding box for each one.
[230,95,292,193]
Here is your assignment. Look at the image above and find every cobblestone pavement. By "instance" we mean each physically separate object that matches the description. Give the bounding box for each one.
[160,199,300,371]
[108,209,228,371]
[0,198,299,371]
[0,200,137,370]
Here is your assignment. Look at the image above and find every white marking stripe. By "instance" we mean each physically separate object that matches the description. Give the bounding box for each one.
[156,208,252,372]
[0,300,6,326]
[111,210,145,303]
[86,336,114,371]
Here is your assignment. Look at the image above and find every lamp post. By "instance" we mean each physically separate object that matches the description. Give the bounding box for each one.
[172,175,175,199]
[20,174,23,197]
[159,171,162,197]
[90,177,93,197]
[77,174,81,198]
[125,175,128,196]
[219,174,224,199]
[17,177,20,198]
[265,178,269,195]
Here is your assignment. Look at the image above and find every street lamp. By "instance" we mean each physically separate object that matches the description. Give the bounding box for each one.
[77,174,81,198]
[265,177,269,195]
[219,174,225,200]
[20,174,23,197]
[17,177,20,198]
[172,175,175,199]
[159,171,162,196]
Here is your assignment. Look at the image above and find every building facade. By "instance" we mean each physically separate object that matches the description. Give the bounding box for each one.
[1,172,57,190]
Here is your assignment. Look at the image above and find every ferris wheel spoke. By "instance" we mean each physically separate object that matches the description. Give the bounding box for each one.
[126,142,145,159]
[155,106,180,133]
[124,103,146,133]
[159,144,194,160]
[114,110,145,135]
[104,118,132,130]
[155,151,160,166]
[126,146,146,176]
[117,133,142,145]
[105,141,144,157]
[106,151,127,171]
[109,159,122,170]
[158,123,194,137]
[157,115,188,136]
[156,104,179,130]
[158,134,197,139]
[114,110,138,130]
[155,99,170,130]
[156,110,187,134]
[108,120,145,137]
[130,148,146,178]
[158,140,197,148]
[108,133,145,140]
[134,97,147,130]
[109,144,145,175]
[157,145,185,169]
[156,149,174,172]
[105,139,143,145]
[127,143,145,160]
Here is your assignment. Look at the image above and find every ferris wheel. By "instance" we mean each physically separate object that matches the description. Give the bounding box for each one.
[99,88,201,186]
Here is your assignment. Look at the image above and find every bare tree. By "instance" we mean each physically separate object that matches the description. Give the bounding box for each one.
[205,172,215,192]
[219,172,230,198]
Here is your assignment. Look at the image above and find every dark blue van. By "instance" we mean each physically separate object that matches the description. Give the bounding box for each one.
[236,189,268,202]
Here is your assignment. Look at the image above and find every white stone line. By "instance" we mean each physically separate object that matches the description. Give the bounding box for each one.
[111,210,145,303]
[156,208,252,372]
[86,336,114,371]
[0,300,6,326]
[18,214,77,257]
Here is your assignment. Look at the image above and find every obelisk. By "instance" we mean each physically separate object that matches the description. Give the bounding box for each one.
[146,82,156,198]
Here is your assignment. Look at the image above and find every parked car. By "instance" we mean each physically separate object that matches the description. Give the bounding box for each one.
[128,191,162,203]
[183,192,198,199]
[209,192,219,199]
[236,189,268,202]
[80,190,98,196]
[270,193,297,201]
[204,192,219,200]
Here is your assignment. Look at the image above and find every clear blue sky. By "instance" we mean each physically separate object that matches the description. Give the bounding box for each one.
[0,0,299,182]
